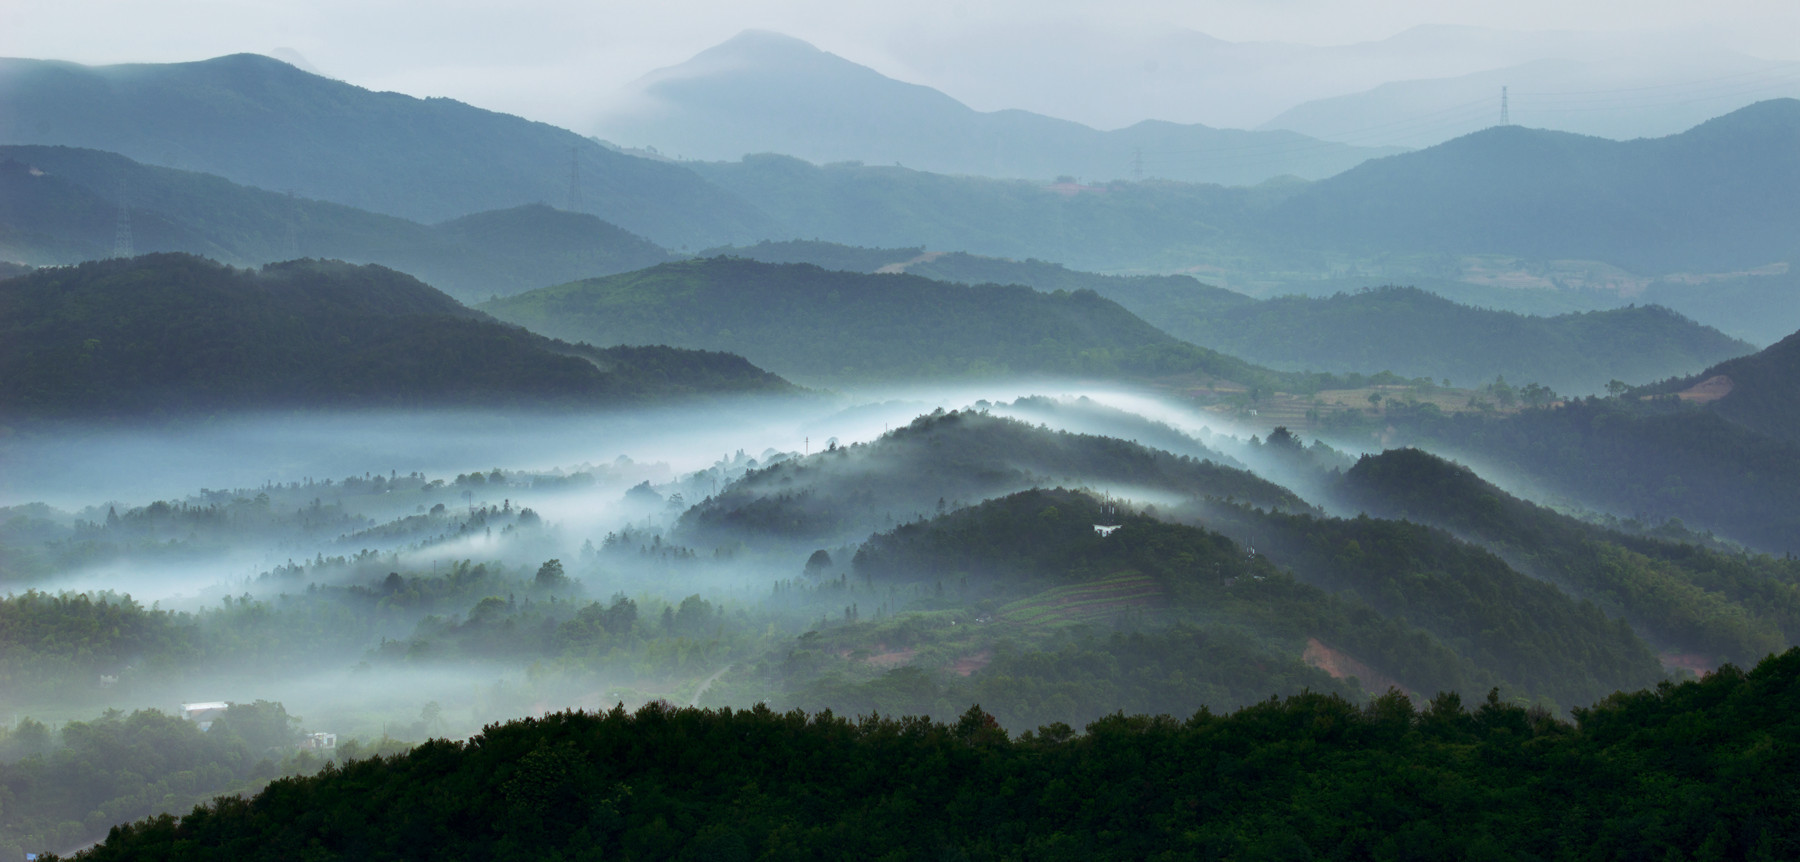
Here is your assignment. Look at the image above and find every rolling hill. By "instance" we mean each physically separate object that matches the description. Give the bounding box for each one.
[0,253,794,421]
[597,30,1402,186]
[0,146,673,301]
[704,241,1752,393]
[0,54,773,248]
[479,257,1315,390]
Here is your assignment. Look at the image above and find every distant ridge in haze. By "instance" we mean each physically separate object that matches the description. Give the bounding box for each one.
[480,257,1310,390]
[597,31,1403,186]
[1264,99,1800,274]
[0,146,673,302]
[705,241,1754,394]
[0,54,775,248]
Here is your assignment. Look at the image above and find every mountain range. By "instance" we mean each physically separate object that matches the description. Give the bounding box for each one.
[594,31,1403,186]
[0,146,671,302]
[0,54,772,249]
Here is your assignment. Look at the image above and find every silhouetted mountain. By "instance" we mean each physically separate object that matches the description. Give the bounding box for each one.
[1265,100,1800,274]
[481,257,1318,390]
[0,54,774,248]
[0,146,672,301]
[598,31,1400,185]
[0,254,794,421]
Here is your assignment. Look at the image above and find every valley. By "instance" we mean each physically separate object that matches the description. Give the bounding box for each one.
[4,21,1800,859]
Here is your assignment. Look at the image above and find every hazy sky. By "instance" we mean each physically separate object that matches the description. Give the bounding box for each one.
[6,0,1798,131]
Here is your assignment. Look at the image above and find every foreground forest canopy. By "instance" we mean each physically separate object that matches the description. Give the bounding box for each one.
[66,648,1800,861]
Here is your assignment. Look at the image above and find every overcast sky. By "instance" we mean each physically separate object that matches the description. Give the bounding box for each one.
[6,0,1798,131]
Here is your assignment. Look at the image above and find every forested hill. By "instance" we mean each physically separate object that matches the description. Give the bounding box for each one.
[480,257,1317,390]
[0,54,773,248]
[1643,327,1800,446]
[0,254,794,421]
[0,146,673,302]
[698,242,1750,393]
[1380,393,1800,553]
[68,650,1800,861]
[1334,447,1800,667]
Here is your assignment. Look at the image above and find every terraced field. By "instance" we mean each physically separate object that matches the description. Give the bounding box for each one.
[997,572,1165,628]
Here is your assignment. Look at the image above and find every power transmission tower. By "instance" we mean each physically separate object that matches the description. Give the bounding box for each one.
[566,146,583,211]
[1500,86,1510,126]
[113,179,134,259]
[1131,147,1144,181]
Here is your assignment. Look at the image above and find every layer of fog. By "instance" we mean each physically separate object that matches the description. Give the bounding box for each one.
[4,380,1673,747]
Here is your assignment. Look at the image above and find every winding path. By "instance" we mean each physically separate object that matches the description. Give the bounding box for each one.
[690,664,732,708]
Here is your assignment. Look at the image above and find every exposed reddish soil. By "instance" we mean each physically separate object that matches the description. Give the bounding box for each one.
[864,648,919,669]
[1677,375,1734,403]
[1303,637,1412,696]
[875,250,946,274]
[1660,652,1716,675]
[951,650,993,677]
[839,644,919,669]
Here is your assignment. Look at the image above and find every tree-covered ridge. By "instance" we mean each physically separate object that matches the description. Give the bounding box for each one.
[676,409,1305,546]
[1183,502,1665,708]
[67,649,1800,861]
[480,256,1329,390]
[1378,395,1800,554]
[1336,447,1800,667]
[0,147,674,302]
[1638,325,1800,445]
[851,485,1665,707]
[0,253,794,420]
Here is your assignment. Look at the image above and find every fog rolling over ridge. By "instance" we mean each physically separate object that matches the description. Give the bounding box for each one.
[10,9,1800,859]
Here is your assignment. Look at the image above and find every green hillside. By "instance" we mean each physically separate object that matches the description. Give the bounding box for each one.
[0,146,673,302]
[1642,327,1800,446]
[0,54,773,248]
[1327,447,1800,667]
[0,253,793,421]
[481,257,1316,389]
